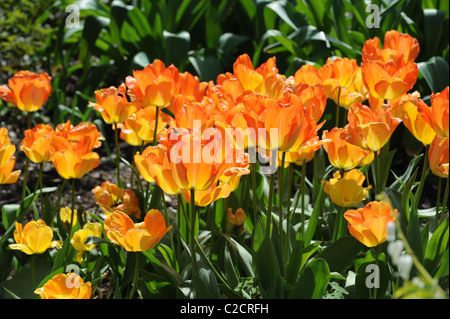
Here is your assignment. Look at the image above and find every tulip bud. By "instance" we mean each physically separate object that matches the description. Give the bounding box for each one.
[398,254,413,280]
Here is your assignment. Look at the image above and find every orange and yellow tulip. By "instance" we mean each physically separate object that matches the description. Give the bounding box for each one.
[34,273,92,299]
[54,120,104,151]
[9,220,62,255]
[342,102,401,152]
[323,169,372,208]
[228,208,247,226]
[0,128,21,184]
[59,206,79,227]
[125,106,174,145]
[322,127,374,170]
[92,181,141,218]
[21,123,56,163]
[392,92,436,146]
[50,135,100,180]
[0,70,52,112]
[125,60,180,108]
[417,86,449,137]
[89,83,138,124]
[344,200,398,247]
[104,210,172,252]
[428,135,449,178]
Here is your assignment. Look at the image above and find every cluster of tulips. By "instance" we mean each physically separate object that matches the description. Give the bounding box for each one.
[0,29,448,299]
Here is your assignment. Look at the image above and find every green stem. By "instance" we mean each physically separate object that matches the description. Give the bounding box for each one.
[435,178,442,231]
[153,106,160,146]
[286,164,294,250]
[162,192,178,271]
[440,177,449,225]
[190,189,199,279]
[373,245,379,299]
[251,162,258,224]
[266,172,275,236]
[38,162,44,218]
[414,145,429,205]
[69,179,76,238]
[114,122,121,187]
[300,160,306,240]
[373,151,381,195]
[128,252,140,299]
[278,151,286,270]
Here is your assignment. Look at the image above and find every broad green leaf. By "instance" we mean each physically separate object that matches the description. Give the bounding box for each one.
[163,30,190,69]
[424,218,449,276]
[318,236,363,274]
[418,57,449,93]
[289,258,330,299]
[355,251,390,299]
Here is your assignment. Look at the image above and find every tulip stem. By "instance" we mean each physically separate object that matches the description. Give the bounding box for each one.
[251,162,258,225]
[414,145,429,205]
[335,86,341,128]
[440,177,449,225]
[435,177,442,231]
[300,160,307,240]
[278,151,286,269]
[128,252,140,299]
[190,189,199,280]
[373,150,381,195]
[266,172,275,236]
[38,162,44,218]
[153,106,160,146]
[114,122,122,188]
[69,179,76,238]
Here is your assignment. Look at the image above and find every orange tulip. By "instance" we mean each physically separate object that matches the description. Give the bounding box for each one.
[21,123,56,163]
[0,128,21,184]
[125,60,180,108]
[417,86,449,137]
[117,118,144,147]
[171,95,217,131]
[125,106,174,145]
[93,181,141,218]
[134,143,181,195]
[54,120,104,151]
[9,220,62,255]
[322,127,374,170]
[260,88,324,152]
[361,32,419,101]
[0,70,51,112]
[104,210,172,252]
[428,135,449,178]
[228,208,247,226]
[89,83,138,124]
[50,135,100,179]
[392,92,436,146]
[323,169,372,208]
[34,273,92,299]
[344,200,398,247]
[293,64,322,86]
[342,102,401,152]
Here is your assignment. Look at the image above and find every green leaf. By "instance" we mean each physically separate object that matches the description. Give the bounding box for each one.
[290,258,330,299]
[253,219,283,298]
[355,251,390,299]
[417,56,449,93]
[188,55,223,82]
[163,30,190,69]
[424,218,449,276]
[304,182,325,246]
[318,236,363,274]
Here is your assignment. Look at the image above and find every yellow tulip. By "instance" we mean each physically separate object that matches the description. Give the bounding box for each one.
[324,169,372,207]
[9,220,62,255]
[71,222,103,263]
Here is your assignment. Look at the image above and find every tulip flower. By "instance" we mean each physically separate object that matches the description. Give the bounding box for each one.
[71,222,103,263]
[0,127,21,184]
[59,206,79,227]
[54,120,104,151]
[0,70,52,112]
[428,135,449,178]
[9,220,62,255]
[417,86,449,137]
[323,169,372,208]
[93,181,141,218]
[125,106,174,145]
[322,127,374,170]
[50,135,100,180]
[342,102,401,152]
[125,59,180,108]
[34,273,92,299]
[21,123,56,163]
[392,92,436,146]
[104,210,172,252]
[228,208,246,226]
[344,200,398,247]
[89,83,138,124]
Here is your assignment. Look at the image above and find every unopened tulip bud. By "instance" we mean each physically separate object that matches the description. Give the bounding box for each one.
[387,239,404,265]
[386,221,396,242]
